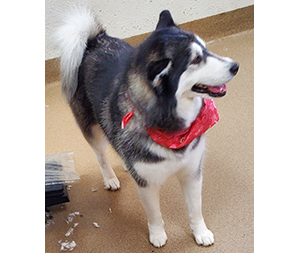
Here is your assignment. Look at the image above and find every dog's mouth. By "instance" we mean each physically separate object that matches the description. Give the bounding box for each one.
[191,84,227,97]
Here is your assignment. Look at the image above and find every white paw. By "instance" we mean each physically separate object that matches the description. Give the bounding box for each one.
[194,229,214,246]
[149,230,168,248]
[104,177,120,191]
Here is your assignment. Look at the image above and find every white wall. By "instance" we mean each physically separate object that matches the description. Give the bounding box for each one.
[45,0,253,60]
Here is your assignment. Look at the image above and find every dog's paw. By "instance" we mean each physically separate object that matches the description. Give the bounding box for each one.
[149,230,168,248]
[104,177,120,191]
[194,229,214,246]
[148,224,167,248]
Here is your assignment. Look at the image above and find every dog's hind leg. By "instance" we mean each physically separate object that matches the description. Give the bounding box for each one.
[86,124,120,191]
[68,88,119,190]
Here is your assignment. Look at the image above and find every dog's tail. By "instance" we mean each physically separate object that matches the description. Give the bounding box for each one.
[54,8,104,102]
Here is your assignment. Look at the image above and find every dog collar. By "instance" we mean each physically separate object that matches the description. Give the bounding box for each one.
[121,99,219,149]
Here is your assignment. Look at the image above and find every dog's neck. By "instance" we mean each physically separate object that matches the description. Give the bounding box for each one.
[123,85,185,132]
[176,96,203,129]
[121,98,219,149]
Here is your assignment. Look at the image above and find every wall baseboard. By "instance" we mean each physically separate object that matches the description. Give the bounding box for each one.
[46,5,253,85]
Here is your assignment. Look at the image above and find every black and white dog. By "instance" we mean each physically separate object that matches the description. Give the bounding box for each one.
[55,8,238,247]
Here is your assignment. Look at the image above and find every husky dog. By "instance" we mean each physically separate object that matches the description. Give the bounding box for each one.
[55,8,239,248]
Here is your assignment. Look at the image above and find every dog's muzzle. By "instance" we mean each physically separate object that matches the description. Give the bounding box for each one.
[192,62,239,97]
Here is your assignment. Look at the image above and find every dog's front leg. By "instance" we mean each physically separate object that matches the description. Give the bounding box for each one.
[138,184,167,247]
[178,170,214,246]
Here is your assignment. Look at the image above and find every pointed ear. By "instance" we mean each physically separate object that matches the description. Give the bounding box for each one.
[147,58,171,86]
[156,10,176,30]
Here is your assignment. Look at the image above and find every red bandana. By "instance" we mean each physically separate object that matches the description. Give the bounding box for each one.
[121,99,219,149]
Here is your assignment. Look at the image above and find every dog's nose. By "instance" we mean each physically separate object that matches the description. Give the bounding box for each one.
[229,62,239,76]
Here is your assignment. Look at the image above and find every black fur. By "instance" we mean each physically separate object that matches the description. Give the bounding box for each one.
[133,28,195,132]
[146,58,170,81]
[156,10,177,30]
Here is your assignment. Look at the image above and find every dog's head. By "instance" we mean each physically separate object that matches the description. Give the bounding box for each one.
[135,10,238,97]
[131,10,239,131]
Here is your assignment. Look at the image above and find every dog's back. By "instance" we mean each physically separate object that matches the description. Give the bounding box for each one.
[55,8,132,137]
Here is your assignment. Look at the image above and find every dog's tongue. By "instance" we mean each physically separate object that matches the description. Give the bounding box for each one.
[207,84,227,94]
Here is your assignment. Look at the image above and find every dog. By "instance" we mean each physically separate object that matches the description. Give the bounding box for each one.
[55,8,239,248]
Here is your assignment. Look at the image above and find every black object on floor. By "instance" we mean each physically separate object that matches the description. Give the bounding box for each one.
[45,183,69,208]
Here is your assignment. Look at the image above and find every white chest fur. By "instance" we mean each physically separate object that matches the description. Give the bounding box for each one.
[134,134,206,185]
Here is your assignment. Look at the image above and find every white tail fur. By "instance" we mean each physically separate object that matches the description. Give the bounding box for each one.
[54,8,102,102]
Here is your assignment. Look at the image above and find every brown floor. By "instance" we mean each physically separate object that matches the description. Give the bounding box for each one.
[45,28,253,252]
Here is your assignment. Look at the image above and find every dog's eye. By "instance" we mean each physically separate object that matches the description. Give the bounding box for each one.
[191,55,202,65]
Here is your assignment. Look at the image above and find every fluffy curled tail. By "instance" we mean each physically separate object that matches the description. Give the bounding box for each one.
[54,8,104,102]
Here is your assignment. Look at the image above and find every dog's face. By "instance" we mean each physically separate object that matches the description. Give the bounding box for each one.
[176,35,239,100]
[138,10,239,102]
[131,10,239,131]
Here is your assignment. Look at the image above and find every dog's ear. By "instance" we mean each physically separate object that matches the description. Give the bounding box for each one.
[156,10,176,30]
[147,58,171,86]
